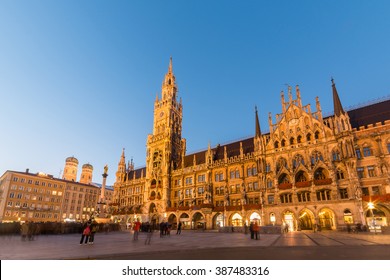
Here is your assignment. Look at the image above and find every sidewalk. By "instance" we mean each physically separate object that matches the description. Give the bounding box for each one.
[1,230,390,260]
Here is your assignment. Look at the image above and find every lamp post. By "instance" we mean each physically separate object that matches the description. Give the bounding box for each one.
[367,202,376,234]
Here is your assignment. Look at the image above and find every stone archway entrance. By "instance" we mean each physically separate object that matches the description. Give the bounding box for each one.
[298,209,315,230]
[283,211,295,232]
[231,213,243,227]
[318,208,335,230]
[168,214,177,228]
[213,213,224,228]
[192,212,205,230]
[179,213,190,229]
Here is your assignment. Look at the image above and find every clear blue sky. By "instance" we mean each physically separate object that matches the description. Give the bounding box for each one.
[1,1,390,186]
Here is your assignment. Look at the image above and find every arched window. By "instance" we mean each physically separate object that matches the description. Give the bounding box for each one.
[336,169,345,180]
[290,137,295,145]
[315,131,320,140]
[314,168,327,180]
[276,157,288,173]
[274,141,279,149]
[311,151,324,165]
[295,171,307,182]
[278,173,290,184]
[292,154,305,169]
[306,133,312,141]
[297,135,302,143]
[281,139,286,147]
[266,163,271,172]
[332,150,341,161]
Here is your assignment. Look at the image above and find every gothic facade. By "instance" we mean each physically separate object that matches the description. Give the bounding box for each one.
[112,59,390,231]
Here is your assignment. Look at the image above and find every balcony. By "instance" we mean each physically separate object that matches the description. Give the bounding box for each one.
[314,178,333,186]
[243,204,262,210]
[225,205,241,211]
[295,181,312,188]
[278,183,293,190]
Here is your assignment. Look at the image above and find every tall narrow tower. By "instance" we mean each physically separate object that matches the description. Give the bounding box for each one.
[62,156,79,182]
[146,58,184,214]
[80,163,93,184]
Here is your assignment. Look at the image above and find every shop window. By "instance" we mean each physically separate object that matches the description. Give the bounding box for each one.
[343,209,353,224]
[268,195,274,205]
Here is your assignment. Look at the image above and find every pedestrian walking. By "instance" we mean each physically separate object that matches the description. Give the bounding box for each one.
[176,221,182,235]
[80,221,91,245]
[253,222,260,240]
[20,221,29,241]
[144,223,153,245]
[249,222,254,239]
[89,220,98,244]
[133,219,141,241]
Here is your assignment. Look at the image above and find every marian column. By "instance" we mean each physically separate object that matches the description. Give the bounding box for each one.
[98,165,108,216]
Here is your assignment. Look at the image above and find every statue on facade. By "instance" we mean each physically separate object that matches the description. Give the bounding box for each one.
[354,186,362,200]
[104,164,108,174]
[241,183,247,205]
[224,189,230,206]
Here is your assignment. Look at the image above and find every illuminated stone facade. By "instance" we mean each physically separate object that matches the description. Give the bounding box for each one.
[112,59,390,231]
[0,159,114,223]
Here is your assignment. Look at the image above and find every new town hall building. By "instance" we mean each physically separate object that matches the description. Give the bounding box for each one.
[112,59,390,231]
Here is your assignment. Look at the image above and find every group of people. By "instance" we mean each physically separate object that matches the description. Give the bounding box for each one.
[79,219,98,245]
[20,221,41,241]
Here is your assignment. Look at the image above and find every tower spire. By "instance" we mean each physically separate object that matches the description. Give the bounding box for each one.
[255,106,261,137]
[332,78,345,117]
[168,56,173,73]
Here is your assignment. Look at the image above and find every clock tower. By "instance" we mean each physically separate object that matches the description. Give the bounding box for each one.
[145,58,184,219]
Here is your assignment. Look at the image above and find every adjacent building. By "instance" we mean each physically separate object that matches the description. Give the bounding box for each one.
[0,158,114,223]
[112,58,390,231]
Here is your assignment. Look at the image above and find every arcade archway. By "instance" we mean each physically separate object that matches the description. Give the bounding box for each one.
[192,212,205,229]
[298,209,315,230]
[318,208,335,230]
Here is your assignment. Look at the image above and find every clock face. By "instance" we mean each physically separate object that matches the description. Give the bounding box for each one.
[289,118,298,126]
[159,111,164,118]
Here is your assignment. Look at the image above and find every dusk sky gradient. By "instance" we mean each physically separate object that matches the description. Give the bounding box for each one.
[1,1,390,186]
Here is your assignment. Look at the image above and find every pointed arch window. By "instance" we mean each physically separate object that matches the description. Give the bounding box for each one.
[306,133,312,141]
[292,154,305,169]
[311,151,324,165]
[332,150,341,161]
[281,139,286,147]
[297,135,302,143]
[267,179,273,188]
[276,157,288,173]
[336,169,345,180]
[274,141,279,149]
[290,137,295,145]
[314,131,320,140]
[266,163,271,172]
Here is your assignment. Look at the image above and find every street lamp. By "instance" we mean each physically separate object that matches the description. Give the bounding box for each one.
[367,202,377,234]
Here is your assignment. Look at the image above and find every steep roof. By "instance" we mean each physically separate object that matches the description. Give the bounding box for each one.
[347,99,390,128]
